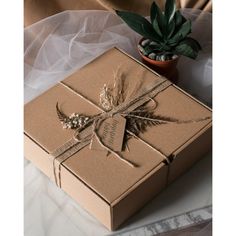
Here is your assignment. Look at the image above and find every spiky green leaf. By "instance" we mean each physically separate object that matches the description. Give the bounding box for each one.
[168,20,191,44]
[167,20,175,39]
[153,17,163,37]
[150,2,165,37]
[150,2,157,24]
[186,37,202,50]
[116,10,161,42]
[141,25,163,42]
[174,37,201,59]
[151,2,167,36]
[165,0,176,23]
[159,44,172,51]
[174,10,184,28]
[144,43,163,54]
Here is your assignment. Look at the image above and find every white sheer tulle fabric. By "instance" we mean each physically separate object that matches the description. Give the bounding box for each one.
[24,10,212,236]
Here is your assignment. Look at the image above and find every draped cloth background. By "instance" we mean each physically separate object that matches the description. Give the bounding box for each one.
[24,0,212,26]
[24,9,212,105]
[24,9,212,236]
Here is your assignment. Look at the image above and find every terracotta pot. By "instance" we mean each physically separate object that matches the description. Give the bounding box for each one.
[138,38,179,84]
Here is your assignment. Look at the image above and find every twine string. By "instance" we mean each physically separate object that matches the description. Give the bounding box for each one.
[52,78,210,187]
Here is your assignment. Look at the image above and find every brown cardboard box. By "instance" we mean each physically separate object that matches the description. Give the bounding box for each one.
[24,48,212,230]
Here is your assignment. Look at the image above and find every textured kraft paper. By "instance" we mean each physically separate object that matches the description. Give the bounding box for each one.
[24,47,212,230]
[90,114,127,152]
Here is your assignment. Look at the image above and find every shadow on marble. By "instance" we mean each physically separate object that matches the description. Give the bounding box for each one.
[155,220,212,236]
[115,153,212,232]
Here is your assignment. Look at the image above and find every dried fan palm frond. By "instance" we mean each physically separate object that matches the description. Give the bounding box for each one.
[126,111,160,136]
[125,110,180,137]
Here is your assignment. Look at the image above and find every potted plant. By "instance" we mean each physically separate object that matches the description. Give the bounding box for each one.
[116,0,201,82]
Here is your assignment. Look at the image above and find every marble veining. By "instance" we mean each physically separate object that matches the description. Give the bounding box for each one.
[111,206,212,236]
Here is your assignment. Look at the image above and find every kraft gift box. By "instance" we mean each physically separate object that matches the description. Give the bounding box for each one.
[24,47,212,231]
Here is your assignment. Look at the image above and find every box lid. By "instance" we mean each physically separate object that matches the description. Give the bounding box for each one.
[24,48,212,203]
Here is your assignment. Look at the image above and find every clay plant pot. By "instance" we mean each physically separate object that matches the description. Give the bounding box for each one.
[138,38,179,84]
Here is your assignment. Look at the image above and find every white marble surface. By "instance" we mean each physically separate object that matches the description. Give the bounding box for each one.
[24,9,212,236]
[112,206,212,236]
[24,153,212,236]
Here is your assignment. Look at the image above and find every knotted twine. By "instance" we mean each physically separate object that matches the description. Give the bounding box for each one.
[51,76,173,186]
[51,77,210,187]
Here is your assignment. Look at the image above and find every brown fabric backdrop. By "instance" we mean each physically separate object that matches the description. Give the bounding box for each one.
[24,0,212,27]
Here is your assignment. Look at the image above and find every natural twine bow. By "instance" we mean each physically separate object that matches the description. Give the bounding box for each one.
[55,69,211,168]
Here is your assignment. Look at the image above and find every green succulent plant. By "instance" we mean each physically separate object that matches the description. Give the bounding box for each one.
[116,0,201,59]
